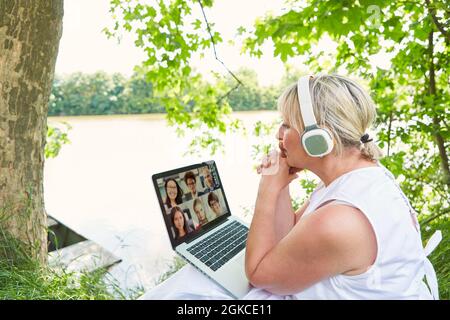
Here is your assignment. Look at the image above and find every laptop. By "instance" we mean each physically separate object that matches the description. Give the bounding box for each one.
[152,160,252,299]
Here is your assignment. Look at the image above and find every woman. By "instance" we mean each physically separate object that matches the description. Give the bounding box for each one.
[164,178,183,211]
[192,198,208,229]
[141,74,440,300]
[171,206,193,239]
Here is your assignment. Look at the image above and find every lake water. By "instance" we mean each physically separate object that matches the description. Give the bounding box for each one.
[44,111,305,295]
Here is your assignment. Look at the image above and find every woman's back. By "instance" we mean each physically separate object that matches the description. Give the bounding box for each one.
[293,165,436,299]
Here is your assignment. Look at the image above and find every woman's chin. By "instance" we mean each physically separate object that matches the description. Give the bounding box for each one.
[284,154,292,164]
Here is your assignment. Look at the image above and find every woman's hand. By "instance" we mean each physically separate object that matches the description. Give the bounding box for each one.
[256,150,302,194]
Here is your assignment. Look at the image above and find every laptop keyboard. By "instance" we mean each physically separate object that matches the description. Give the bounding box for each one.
[186,221,248,271]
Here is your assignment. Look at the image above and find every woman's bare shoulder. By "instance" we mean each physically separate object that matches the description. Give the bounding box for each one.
[302,203,377,275]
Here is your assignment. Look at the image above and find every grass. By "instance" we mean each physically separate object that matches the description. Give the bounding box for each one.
[1,193,148,300]
[0,226,142,300]
[0,261,117,300]
[421,217,450,300]
[154,256,187,286]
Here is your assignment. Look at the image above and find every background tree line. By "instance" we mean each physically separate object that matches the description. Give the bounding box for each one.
[48,68,280,116]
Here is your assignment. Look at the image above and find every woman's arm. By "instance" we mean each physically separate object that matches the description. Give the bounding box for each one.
[245,185,310,283]
[245,182,280,282]
[246,153,300,282]
[255,152,304,243]
[273,186,295,242]
[273,187,311,238]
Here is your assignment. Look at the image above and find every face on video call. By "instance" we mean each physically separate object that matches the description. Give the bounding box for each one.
[207,191,224,217]
[187,178,196,193]
[171,206,191,239]
[203,167,215,189]
[167,180,177,199]
[210,200,221,215]
[193,199,207,223]
[164,178,182,209]
[173,210,184,230]
[184,171,198,196]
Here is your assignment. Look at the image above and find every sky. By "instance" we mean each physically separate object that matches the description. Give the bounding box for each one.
[55,0,291,86]
[55,0,391,86]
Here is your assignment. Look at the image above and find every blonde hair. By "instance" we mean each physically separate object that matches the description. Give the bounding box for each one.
[278,74,383,160]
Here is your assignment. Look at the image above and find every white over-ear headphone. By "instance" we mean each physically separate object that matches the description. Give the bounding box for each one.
[297,75,334,157]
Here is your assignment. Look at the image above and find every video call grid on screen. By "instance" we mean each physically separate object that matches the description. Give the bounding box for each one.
[154,161,230,246]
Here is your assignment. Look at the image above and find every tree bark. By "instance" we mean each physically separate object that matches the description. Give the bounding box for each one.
[0,0,63,264]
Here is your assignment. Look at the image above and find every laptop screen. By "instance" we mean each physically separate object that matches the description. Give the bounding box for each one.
[152,160,231,247]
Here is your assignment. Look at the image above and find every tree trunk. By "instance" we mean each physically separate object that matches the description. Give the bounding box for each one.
[0,1,63,264]
[428,30,450,189]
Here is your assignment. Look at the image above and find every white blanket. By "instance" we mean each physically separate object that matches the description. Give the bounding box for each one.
[139,264,292,300]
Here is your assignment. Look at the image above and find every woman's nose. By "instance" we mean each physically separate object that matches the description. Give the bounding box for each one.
[276,126,283,140]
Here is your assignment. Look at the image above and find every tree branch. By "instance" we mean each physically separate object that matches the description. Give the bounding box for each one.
[428,31,450,188]
[196,0,243,105]
[422,206,450,225]
[425,0,450,43]
[387,110,393,157]
[441,115,450,131]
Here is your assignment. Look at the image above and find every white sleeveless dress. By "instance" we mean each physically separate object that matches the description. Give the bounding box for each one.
[140,165,441,300]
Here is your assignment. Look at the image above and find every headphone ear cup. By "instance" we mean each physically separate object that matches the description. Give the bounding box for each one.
[301,128,334,157]
[324,128,334,147]
[324,128,334,153]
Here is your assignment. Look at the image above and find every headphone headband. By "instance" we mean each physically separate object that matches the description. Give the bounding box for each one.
[297,75,317,128]
[296,74,334,157]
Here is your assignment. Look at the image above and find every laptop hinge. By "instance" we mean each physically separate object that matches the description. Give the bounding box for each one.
[184,216,230,244]
[185,233,203,244]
